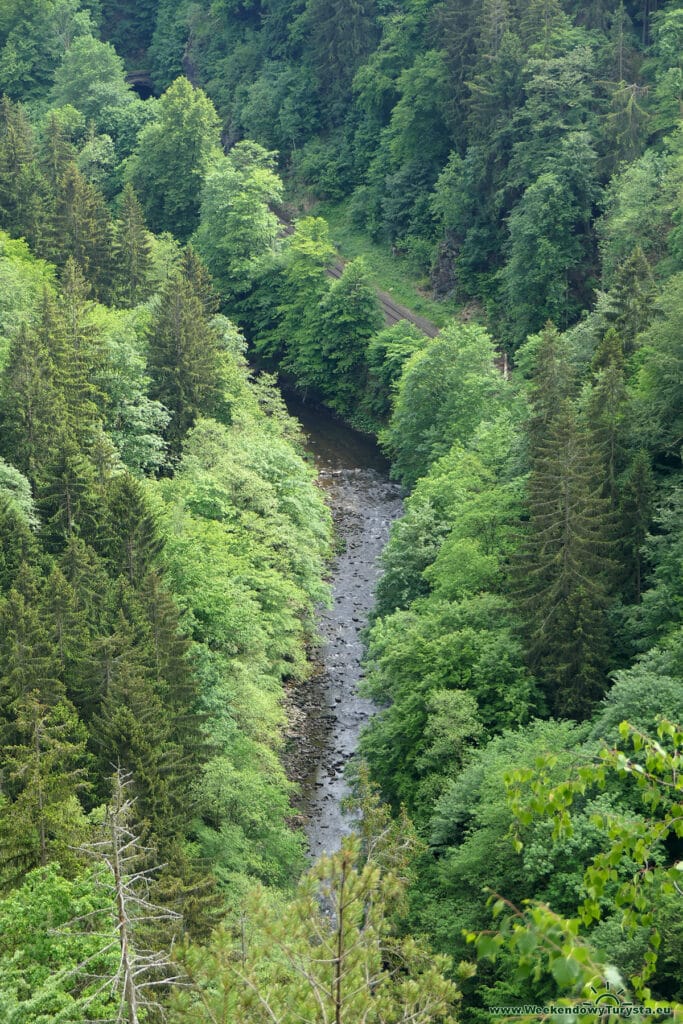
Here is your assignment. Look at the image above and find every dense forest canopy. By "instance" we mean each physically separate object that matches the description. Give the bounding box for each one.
[0,0,682,1020]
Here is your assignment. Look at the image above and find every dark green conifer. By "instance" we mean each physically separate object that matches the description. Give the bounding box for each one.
[113,183,153,308]
[0,497,40,594]
[38,430,102,552]
[53,163,114,301]
[515,327,617,718]
[587,328,629,502]
[181,244,220,316]
[98,473,163,586]
[0,96,51,252]
[0,568,62,726]
[604,246,656,354]
[91,601,187,844]
[0,311,64,487]
[617,449,654,602]
[0,693,89,887]
[147,272,227,458]
[55,258,106,442]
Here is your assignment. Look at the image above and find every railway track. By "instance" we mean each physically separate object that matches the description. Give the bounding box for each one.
[326,259,439,337]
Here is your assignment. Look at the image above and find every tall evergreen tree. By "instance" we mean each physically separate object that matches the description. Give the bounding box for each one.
[0,308,64,487]
[0,568,62,728]
[180,244,220,316]
[604,245,656,353]
[515,398,616,719]
[0,497,39,594]
[0,96,51,252]
[0,693,89,888]
[586,327,629,502]
[617,448,654,602]
[53,164,115,302]
[113,183,153,309]
[147,271,227,458]
[98,473,163,587]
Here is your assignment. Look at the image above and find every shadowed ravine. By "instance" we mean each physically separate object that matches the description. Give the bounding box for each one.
[283,397,403,859]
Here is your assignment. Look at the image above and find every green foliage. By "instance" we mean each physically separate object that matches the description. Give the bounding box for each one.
[50,33,134,125]
[0,863,120,1022]
[171,834,459,1024]
[194,141,283,303]
[126,77,221,240]
[146,265,233,457]
[502,719,683,1006]
[382,322,504,487]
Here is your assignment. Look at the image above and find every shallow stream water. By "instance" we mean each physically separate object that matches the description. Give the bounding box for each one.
[284,397,403,859]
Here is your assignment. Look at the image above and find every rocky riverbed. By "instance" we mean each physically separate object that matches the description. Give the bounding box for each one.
[283,398,403,858]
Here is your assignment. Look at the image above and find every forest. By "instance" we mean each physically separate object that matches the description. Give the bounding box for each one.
[0,0,681,1020]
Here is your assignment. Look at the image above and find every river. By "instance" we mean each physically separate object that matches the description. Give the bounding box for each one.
[284,397,403,859]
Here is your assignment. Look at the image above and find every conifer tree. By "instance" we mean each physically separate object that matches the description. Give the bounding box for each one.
[604,245,656,353]
[0,312,64,487]
[40,111,77,191]
[515,397,616,719]
[99,473,163,587]
[113,183,153,308]
[172,835,458,1024]
[0,693,89,888]
[0,497,39,594]
[91,603,181,837]
[55,258,106,439]
[586,328,629,502]
[520,0,570,56]
[59,536,111,637]
[38,429,102,552]
[305,0,379,118]
[147,271,227,458]
[0,568,62,729]
[0,96,51,252]
[53,163,114,301]
[617,448,654,602]
[180,244,220,316]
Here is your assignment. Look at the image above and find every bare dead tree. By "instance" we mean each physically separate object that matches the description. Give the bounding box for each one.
[67,768,185,1023]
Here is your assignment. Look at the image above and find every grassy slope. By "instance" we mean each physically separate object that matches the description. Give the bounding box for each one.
[314,199,458,328]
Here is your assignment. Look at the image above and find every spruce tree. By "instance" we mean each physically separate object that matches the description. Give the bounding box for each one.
[38,429,102,552]
[0,96,51,253]
[98,473,163,587]
[0,568,62,729]
[0,311,64,487]
[0,497,40,594]
[617,449,654,602]
[52,163,115,302]
[180,244,220,316]
[91,603,178,832]
[113,183,153,308]
[147,271,227,458]
[586,328,629,502]
[515,399,616,719]
[604,245,656,354]
[55,258,106,443]
[0,693,89,888]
